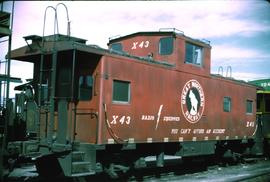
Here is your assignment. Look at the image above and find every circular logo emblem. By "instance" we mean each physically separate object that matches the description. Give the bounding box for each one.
[181,80,205,123]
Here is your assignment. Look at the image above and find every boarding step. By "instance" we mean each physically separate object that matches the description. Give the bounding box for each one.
[71,171,95,177]
[72,151,86,162]
[72,161,91,174]
[243,157,261,163]
[72,141,81,151]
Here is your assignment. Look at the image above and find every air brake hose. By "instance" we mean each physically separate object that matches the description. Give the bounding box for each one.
[103,103,127,144]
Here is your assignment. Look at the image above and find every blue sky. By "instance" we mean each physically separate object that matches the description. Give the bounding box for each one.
[1,1,270,86]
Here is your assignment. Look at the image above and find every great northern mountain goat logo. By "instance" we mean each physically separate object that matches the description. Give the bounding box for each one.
[181,80,205,123]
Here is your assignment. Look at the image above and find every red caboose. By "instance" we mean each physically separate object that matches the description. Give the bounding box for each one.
[9,29,259,177]
[106,29,256,143]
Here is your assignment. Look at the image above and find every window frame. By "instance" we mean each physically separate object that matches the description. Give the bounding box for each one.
[185,42,204,66]
[159,36,174,55]
[246,99,253,114]
[112,80,131,104]
[111,43,123,52]
[223,96,231,112]
[78,75,94,101]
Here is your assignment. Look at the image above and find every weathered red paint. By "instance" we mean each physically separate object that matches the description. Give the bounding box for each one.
[97,54,256,143]
[9,31,257,145]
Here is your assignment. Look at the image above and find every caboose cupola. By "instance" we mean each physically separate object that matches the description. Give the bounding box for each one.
[108,28,211,76]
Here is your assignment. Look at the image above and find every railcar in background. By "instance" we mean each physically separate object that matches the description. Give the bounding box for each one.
[249,79,270,155]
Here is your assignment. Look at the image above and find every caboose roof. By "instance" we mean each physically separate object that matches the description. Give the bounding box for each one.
[9,34,174,68]
[108,29,211,48]
[23,34,87,44]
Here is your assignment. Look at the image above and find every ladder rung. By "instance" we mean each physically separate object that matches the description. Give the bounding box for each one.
[40,69,52,72]
[39,86,52,90]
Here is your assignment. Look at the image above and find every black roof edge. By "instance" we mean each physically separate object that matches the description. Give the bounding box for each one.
[24,34,87,44]
[211,74,261,89]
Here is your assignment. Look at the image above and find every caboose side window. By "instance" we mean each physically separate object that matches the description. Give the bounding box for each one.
[246,100,253,114]
[159,37,174,55]
[112,80,130,103]
[111,43,123,52]
[185,42,203,66]
[223,97,231,112]
[78,75,93,100]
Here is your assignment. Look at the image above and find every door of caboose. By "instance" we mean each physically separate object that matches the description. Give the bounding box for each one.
[72,52,102,144]
[48,50,101,145]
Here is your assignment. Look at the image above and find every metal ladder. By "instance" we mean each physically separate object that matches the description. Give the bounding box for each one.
[38,3,93,177]
[38,3,71,143]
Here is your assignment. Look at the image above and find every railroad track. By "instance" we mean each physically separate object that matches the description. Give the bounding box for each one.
[127,157,270,182]
[5,157,270,181]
